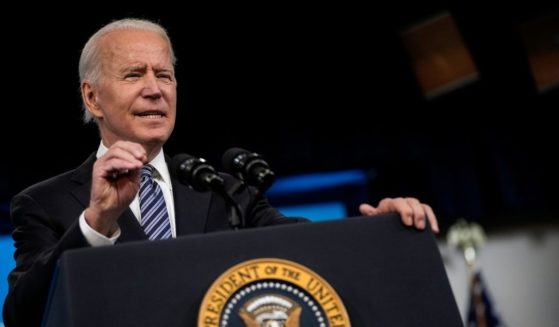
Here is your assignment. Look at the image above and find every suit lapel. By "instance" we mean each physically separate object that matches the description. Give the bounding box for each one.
[117,210,149,242]
[70,153,148,242]
[69,153,95,208]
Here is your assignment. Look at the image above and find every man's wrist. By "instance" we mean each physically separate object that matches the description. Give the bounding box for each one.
[84,207,119,237]
[79,211,121,246]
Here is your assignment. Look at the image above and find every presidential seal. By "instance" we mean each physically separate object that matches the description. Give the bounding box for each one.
[198,258,351,327]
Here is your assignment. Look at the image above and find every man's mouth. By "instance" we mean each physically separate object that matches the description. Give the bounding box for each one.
[135,110,166,118]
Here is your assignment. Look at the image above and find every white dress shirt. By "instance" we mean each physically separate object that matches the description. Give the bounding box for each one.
[79,142,176,246]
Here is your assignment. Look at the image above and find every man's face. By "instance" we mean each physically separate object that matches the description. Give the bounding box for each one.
[88,29,177,149]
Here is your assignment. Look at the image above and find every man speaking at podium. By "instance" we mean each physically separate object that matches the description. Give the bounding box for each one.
[2,18,439,326]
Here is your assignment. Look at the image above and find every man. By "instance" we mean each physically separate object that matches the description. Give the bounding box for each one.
[3,18,438,326]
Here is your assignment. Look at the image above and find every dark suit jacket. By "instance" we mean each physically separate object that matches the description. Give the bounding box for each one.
[3,153,305,327]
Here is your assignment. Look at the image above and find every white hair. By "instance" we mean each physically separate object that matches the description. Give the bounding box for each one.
[78,18,176,123]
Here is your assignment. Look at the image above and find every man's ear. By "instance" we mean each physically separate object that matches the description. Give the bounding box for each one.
[81,81,102,119]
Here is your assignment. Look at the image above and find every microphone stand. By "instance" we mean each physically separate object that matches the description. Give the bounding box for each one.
[214,186,245,230]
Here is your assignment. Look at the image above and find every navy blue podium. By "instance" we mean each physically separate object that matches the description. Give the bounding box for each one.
[43,214,462,326]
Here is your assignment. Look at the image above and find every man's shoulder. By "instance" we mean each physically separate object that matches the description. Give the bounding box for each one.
[17,170,78,200]
[15,154,95,200]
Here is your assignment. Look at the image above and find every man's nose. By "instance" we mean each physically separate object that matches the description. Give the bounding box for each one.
[142,73,162,99]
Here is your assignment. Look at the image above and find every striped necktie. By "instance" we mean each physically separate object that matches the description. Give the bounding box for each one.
[139,165,172,240]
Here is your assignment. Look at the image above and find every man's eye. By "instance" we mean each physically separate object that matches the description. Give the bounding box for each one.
[125,73,141,80]
[157,74,173,81]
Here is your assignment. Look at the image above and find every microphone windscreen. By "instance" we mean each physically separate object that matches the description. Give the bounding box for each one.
[221,147,248,173]
[170,153,192,179]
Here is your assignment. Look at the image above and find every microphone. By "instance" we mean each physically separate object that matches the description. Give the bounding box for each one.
[171,153,244,229]
[171,153,224,192]
[222,147,276,192]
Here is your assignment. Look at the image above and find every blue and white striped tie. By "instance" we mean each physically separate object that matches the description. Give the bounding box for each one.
[139,165,172,240]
